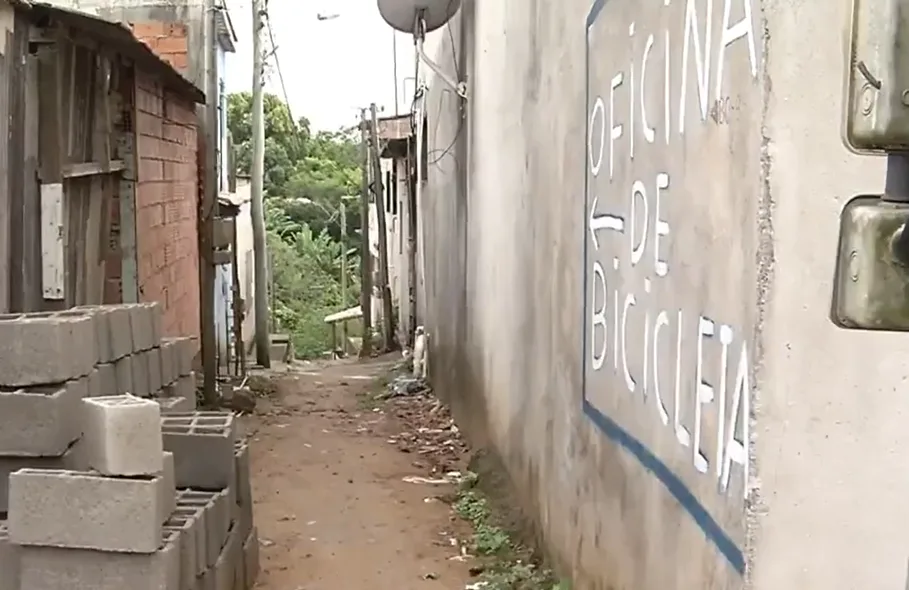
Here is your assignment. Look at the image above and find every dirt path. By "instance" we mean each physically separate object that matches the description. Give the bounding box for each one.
[242,356,473,589]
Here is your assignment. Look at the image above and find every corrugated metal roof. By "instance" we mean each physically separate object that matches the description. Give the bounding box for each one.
[13,0,204,104]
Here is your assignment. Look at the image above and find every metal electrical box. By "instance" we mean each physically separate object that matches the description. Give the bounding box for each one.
[843,0,909,153]
[831,196,909,330]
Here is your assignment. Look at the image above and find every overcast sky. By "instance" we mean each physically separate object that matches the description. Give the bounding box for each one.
[223,0,417,131]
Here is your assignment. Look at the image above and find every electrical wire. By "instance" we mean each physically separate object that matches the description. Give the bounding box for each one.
[424,7,463,168]
[261,7,306,154]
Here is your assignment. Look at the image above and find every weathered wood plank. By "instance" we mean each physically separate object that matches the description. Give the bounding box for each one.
[61,159,124,178]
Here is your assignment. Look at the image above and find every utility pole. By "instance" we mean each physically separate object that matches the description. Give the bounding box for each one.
[358,109,373,357]
[339,200,348,352]
[369,103,395,350]
[199,0,218,405]
[251,0,270,367]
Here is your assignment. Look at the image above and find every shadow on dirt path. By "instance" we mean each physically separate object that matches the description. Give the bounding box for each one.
[242,356,473,589]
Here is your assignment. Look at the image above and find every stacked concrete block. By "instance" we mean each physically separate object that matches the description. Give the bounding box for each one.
[154,337,197,414]
[82,396,164,476]
[8,468,163,552]
[5,391,192,589]
[0,522,20,590]
[0,311,98,459]
[0,442,83,514]
[162,412,236,491]
[156,410,258,590]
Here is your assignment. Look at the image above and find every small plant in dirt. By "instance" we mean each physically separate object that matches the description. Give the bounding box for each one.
[453,472,566,590]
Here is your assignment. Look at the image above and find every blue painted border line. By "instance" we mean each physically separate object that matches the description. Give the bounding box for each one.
[582,401,746,574]
[580,0,746,576]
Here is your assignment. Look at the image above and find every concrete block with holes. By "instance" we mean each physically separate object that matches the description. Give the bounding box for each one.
[243,526,259,589]
[81,395,163,476]
[7,469,162,553]
[126,303,159,353]
[169,505,206,577]
[214,522,239,590]
[177,490,229,567]
[0,311,96,386]
[234,438,253,539]
[74,304,133,362]
[0,441,82,512]
[172,373,196,402]
[147,347,163,393]
[154,395,195,414]
[0,377,88,456]
[159,339,176,386]
[130,353,151,397]
[164,513,198,589]
[162,412,235,491]
[89,362,118,397]
[158,451,175,525]
[163,337,195,376]
[0,522,20,590]
[115,355,133,395]
[17,529,180,590]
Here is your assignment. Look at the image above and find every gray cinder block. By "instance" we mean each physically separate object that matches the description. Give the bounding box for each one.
[170,506,206,577]
[233,439,252,540]
[159,452,176,525]
[159,340,176,386]
[243,526,259,590]
[8,469,162,553]
[164,513,198,588]
[89,363,118,397]
[213,523,238,590]
[0,441,82,512]
[173,373,197,402]
[147,348,163,393]
[0,522,20,590]
[155,395,196,414]
[75,304,133,362]
[0,378,87,456]
[115,355,133,395]
[162,413,235,491]
[126,304,158,353]
[176,491,223,567]
[164,337,196,377]
[18,529,180,590]
[141,302,163,346]
[82,395,164,476]
[131,353,151,397]
[0,312,95,386]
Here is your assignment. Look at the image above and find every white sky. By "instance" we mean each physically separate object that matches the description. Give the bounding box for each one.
[223,0,417,131]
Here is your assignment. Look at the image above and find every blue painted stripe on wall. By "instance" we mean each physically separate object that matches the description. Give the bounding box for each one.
[581,0,746,576]
[582,400,746,574]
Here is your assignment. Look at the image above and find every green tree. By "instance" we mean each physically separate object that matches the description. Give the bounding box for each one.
[229,93,364,358]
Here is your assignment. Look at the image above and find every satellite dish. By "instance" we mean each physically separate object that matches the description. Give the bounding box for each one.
[376,0,461,34]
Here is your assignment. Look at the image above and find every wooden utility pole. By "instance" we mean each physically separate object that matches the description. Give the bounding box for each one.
[339,201,348,351]
[358,109,373,357]
[368,103,395,350]
[199,0,219,405]
[250,0,270,367]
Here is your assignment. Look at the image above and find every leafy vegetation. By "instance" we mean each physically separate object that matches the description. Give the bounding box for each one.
[228,92,363,358]
[454,473,568,590]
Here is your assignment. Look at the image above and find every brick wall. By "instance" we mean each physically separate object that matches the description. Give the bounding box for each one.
[130,22,189,73]
[130,20,201,340]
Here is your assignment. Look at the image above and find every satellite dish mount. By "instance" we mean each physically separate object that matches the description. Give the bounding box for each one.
[412,10,467,99]
[377,0,467,99]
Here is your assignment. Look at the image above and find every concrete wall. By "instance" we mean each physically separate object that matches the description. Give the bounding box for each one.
[415,1,909,589]
[231,180,255,351]
[134,70,201,340]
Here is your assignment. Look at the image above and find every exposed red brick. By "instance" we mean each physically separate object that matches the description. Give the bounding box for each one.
[134,68,200,345]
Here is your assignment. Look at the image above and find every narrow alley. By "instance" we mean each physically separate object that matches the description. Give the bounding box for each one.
[246,357,474,589]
